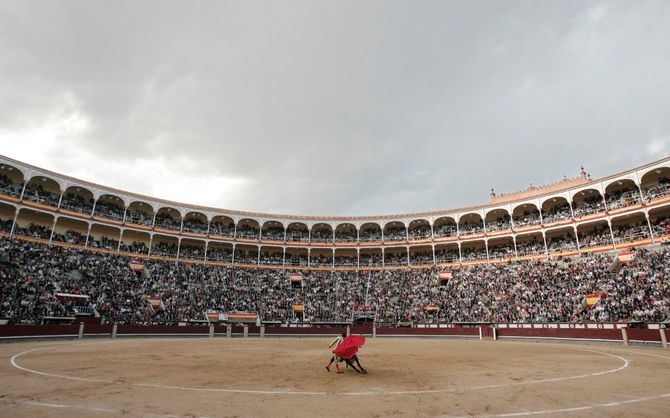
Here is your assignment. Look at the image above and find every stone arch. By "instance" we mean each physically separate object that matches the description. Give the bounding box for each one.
[60,185,95,215]
[183,211,209,234]
[94,194,126,222]
[155,207,183,231]
[286,222,309,243]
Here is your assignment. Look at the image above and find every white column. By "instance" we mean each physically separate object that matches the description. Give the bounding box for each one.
[607,220,616,247]
[660,326,668,349]
[48,216,57,245]
[573,226,581,254]
[84,223,92,247]
[9,208,20,237]
[621,326,629,346]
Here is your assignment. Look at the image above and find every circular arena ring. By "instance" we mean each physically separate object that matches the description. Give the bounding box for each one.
[2,338,670,417]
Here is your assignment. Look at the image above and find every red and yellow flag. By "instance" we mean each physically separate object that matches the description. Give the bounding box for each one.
[585,291,606,308]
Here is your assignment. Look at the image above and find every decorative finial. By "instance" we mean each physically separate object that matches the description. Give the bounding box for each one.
[580,166,587,179]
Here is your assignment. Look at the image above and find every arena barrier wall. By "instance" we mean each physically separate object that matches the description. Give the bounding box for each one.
[115,324,210,337]
[494,327,624,342]
[0,324,667,347]
[0,324,80,339]
[375,327,480,338]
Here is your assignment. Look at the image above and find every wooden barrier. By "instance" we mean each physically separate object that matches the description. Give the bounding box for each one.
[0,323,666,346]
[0,324,79,338]
[495,327,623,341]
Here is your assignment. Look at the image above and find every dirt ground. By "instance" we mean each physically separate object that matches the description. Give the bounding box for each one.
[0,337,669,417]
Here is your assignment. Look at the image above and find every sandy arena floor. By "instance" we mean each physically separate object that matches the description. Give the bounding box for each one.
[0,337,669,417]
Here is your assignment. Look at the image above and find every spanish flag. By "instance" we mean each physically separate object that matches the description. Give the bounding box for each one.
[293,303,304,313]
[438,271,452,285]
[147,296,164,310]
[617,251,635,264]
[425,304,440,313]
[290,274,303,289]
[129,261,144,272]
[584,291,606,308]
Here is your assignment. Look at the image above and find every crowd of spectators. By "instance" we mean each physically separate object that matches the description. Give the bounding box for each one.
[207,246,233,262]
[573,195,606,218]
[461,246,487,261]
[485,215,511,232]
[154,212,181,231]
[23,183,60,207]
[435,248,459,263]
[60,192,94,214]
[488,242,514,259]
[384,228,408,242]
[88,235,120,251]
[182,217,208,234]
[607,188,643,210]
[335,229,357,243]
[151,241,178,257]
[286,231,309,242]
[310,229,333,243]
[409,250,433,265]
[459,221,484,236]
[0,174,23,198]
[516,238,545,256]
[180,243,206,260]
[360,253,383,266]
[613,221,650,244]
[359,229,382,242]
[546,232,577,252]
[542,203,572,224]
[14,223,51,240]
[434,223,458,237]
[644,178,670,202]
[52,230,86,246]
[2,237,669,326]
[578,225,612,248]
[236,225,259,240]
[513,210,541,227]
[2,216,666,268]
[384,251,408,266]
[261,227,284,241]
[652,214,670,238]
[93,199,125,221]
[126,209,153,226]
[119,240,149,254]
[409,225,432,240]
[209,221,235,237]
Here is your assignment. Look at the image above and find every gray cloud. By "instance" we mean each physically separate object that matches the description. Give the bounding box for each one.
[0,0,669,216]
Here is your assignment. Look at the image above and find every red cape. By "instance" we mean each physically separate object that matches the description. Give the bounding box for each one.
[333,335,366,360]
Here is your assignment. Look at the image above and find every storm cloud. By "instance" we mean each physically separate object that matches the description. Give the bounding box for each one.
[0,0,669,216]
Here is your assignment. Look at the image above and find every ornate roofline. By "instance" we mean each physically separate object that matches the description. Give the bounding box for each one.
[1,153,668,222]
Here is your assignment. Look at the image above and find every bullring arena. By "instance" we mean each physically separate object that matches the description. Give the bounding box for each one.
[2,155,670,417]
[2,334,670,417]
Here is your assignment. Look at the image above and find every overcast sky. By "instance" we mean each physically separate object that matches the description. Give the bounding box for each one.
[0,1,669,216]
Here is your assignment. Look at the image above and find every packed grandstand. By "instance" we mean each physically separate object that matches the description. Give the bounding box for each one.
[1,154,669,326]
